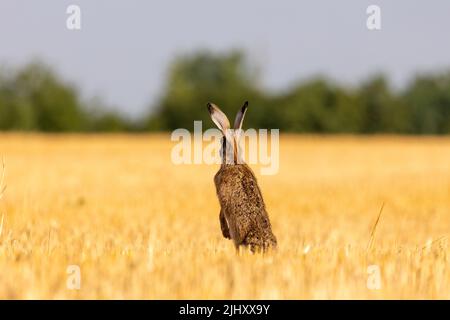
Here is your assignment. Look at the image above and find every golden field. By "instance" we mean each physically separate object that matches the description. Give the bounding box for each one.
[0,134,448,299]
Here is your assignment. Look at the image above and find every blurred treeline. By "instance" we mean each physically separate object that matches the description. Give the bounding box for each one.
[1,50,450,133]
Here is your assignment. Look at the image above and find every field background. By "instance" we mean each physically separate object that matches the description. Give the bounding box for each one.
[0,134,448,299]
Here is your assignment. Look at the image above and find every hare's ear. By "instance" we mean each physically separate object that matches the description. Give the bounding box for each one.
[207,102,230,133]
[233,101,248,135]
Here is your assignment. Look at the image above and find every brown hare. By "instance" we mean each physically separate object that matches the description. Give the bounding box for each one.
[207,101,277,253]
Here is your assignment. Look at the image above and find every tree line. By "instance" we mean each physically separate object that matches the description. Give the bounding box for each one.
[1,51,450,134]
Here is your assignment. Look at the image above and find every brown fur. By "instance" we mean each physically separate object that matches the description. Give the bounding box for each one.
[214,163,277,252]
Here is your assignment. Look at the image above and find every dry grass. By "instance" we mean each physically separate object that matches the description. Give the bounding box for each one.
[0,133,448,299]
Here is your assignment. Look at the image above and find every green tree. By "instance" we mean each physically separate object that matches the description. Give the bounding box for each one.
[0,68,37,130]
[403,73,450,134]
[150,50,266,130]
[358,75,410,133]
[275,79,363,133]
[13,63,87,131]
[0,62,89,131]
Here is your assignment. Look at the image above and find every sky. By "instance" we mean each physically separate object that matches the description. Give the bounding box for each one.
[1,1,450,117]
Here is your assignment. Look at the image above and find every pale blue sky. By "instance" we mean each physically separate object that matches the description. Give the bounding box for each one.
[1,1,450,117]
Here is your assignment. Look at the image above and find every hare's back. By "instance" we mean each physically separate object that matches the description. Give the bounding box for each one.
[214,164,265,214]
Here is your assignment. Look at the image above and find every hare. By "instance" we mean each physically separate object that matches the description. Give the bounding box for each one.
[207,101,277,253]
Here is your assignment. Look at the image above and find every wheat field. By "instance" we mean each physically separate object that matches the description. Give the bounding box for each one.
[0,134,448,299]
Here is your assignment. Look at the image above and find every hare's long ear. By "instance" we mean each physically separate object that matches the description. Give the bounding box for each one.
[233,101,248,138]
[207,103,230,133]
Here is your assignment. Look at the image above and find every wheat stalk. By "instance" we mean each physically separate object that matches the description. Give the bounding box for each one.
[422,236,447,250]
[0,157,6,201]
[0,212,4,239]
[366,202,385,251]
[0,157,5,239]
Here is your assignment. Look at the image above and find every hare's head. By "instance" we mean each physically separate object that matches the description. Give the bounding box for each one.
[207,101,248,165]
